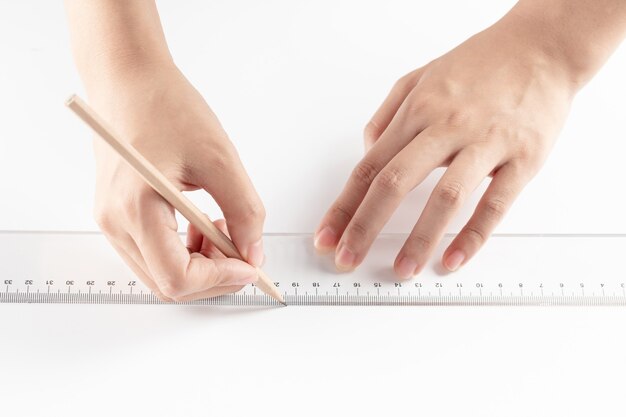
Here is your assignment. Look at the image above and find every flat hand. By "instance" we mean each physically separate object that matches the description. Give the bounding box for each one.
[315,17,576,278]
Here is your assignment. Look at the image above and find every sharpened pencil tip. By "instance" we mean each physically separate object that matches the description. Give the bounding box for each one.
[280,301,288,306]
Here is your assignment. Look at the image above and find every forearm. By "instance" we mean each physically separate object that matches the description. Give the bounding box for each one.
[505,0,626,89]
[64,0,174,95]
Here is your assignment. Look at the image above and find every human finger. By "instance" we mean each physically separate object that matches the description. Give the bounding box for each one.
[441,162,527,271]
[394,145,503,278]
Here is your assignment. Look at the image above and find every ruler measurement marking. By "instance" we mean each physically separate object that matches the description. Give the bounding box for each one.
[2,292,625,306]
[2,233,625,306]
[13,283,622,304]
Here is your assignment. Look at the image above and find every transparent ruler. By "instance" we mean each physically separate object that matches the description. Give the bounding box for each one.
[1,231,625,306]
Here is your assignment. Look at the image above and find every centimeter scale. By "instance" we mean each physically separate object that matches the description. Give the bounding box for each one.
[1,231,625,306]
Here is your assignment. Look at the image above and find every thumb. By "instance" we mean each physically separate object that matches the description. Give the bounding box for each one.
[130,193,259,301]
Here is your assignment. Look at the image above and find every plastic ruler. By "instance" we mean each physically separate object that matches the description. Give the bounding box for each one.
[1,231,625,306]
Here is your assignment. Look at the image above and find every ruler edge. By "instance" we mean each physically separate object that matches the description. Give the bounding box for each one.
[2,293,626,307]
[2,230,626,237]
[2,231,626,306]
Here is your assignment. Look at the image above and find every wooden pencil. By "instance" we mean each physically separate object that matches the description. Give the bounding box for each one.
[66,94,285,305]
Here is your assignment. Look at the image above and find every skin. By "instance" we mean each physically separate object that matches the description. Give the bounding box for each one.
[315,0,626,278]
[65,0,626,300]
[65,0,266,301]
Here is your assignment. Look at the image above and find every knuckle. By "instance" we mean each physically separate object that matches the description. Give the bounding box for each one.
[507,158,536,182]
[408,231,433,251]
[352,159,380,188]
[444,109,469,128]
[461,225,486,246]
[404,97,428,117]
[330,204,353,225]
[435,180,464,208]
[346,219,369,242]
[374,166,409,196]
[186,145,237,183]
[94,184,152,234]
[482,197,508,220]
[483,123,503,142]
[520,154,544,178]
[121,185,153,220]
[94,193,144,234]
[461,144,489,166]
[158,277,185,300]
[121,194,142,221]
[415,130,444,154]
[93,207,115,234]
[239,200,266,223]
[207,145,236,173]
[364,120,383,143]
[397,68,424,88]
[393,73,414,91]
[514,142,539,165]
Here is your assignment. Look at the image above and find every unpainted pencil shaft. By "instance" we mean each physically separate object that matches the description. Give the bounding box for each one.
[66,94,285,305]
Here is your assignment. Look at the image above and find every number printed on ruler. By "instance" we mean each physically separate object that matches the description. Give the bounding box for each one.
[1,232,625,306]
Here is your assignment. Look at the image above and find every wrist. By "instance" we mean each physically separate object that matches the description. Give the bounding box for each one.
[66,0,175,97]
[494,9,589,93]
[76,49,175,98]
[504,0,626,91]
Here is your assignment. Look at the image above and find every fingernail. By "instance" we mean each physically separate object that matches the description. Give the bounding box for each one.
[246,239,264,267]
[232,269,259,286]
[314,226,338,251]
[396,256,418,279]
[445,250,465,271]
[335,244,356,271]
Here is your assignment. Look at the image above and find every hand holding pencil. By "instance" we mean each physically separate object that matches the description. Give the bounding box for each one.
[65,67,282,304]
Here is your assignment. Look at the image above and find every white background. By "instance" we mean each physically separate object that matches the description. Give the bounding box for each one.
[1,1,626,416]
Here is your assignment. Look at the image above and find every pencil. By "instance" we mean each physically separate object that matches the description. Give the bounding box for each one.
[66,94,286,306]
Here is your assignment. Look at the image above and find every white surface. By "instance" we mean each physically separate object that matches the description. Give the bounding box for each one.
[1,1,626,416]
[0,0,625,233]
[3,305,626,416]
